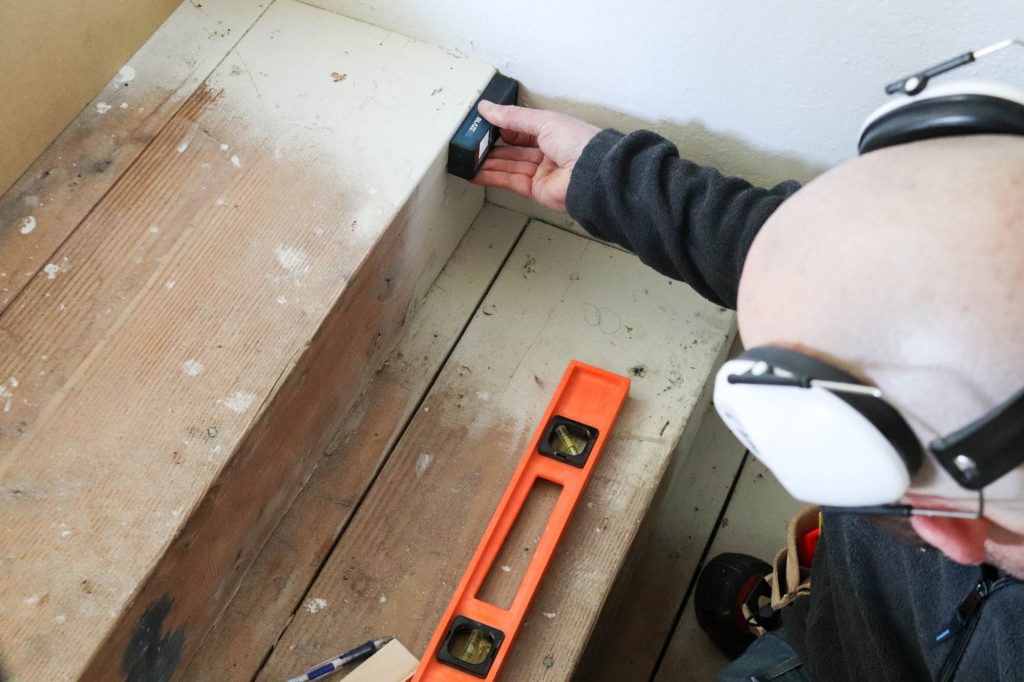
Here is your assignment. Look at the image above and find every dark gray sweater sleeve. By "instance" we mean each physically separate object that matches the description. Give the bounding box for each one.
[565,129,802,310]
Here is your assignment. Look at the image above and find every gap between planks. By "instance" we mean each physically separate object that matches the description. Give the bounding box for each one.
[572,407,748,680]
[253,219,736,681]
[652,456,802,681]
[184,204,530,680]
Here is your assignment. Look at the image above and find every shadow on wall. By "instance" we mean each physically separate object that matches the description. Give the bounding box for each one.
[519,92,826,187]
[484,90,828,232]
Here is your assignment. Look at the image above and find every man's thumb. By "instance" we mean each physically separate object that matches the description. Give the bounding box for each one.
[477,101,542,135]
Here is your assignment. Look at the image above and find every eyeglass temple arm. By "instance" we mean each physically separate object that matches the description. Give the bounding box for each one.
[885,38,1024,96]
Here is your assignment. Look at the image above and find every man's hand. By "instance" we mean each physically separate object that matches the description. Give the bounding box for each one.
[473,101,600,213]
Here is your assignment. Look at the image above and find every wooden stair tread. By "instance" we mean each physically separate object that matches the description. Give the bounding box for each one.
[185,204,528,680]
[0,2,493,679]
[254,221,735,680]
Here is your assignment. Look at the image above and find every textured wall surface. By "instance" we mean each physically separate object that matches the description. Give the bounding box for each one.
[307,0,1023,184]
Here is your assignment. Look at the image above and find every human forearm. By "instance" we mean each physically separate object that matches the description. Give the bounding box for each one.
[566,130,801,310]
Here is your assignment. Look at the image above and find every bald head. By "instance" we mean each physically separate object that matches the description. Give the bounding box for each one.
[738,135,1024,498]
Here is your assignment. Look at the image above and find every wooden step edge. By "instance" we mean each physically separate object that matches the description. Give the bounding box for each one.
[78,151,486,682]
[183,204,528,681]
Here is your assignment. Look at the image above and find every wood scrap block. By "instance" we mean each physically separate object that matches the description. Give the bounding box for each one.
[0,2,494,680]
[254,221,735,681]
[343,639,419,682]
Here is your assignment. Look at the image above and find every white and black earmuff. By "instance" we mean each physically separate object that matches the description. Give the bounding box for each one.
[714,347,923,506]
[859,78,1024,154]
[715,40,1024,509]
[859,39,1024,154]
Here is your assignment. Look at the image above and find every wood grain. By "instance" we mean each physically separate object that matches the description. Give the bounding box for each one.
[255,221,735,680]
[184,205,528,680]
[0,0,270,314]
[0,3,495,679]
[573,399,747,681]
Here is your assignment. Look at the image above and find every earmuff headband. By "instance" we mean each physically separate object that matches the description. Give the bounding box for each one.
[930,386,1024,490]
[859,93,1024,154]
[884,38,1023,96]
[860,39,1024,154]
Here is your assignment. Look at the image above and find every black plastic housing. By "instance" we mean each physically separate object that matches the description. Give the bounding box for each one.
[448,73,519,179]
[437,615,505,678]
[538,416,599,469]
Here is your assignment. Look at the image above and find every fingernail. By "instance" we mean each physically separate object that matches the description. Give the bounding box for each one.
[478,100,495,111]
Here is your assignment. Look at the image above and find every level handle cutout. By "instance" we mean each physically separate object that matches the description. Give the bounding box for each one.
[474,478,563,610]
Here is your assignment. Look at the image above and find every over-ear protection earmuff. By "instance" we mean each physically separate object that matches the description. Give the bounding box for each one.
[859,39,1024,154]
[714,347,923,506]
[714,40,1024,508]
[858,79,1024,154]
[715,345,1024,506]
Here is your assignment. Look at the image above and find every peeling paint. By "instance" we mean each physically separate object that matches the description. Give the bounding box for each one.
[273,244,309,275]
[181,360,204,377]
[116,65,137,83]
[219,391,257,413]
[305,597,327,614]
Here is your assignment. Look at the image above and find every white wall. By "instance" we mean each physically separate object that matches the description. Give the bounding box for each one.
[308,0,1022,185]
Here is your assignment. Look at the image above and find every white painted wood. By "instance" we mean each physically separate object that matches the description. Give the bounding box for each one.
[486,188,584,233]
[577,406,747,681]
[709,459,803,561]
[485,188,632,257]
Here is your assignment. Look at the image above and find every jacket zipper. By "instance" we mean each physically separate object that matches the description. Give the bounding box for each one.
[935,566,1013,681]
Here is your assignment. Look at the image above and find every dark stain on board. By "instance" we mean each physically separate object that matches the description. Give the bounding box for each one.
[121,595,186,682]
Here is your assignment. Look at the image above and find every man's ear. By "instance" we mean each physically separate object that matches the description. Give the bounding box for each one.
[910,516,991,565]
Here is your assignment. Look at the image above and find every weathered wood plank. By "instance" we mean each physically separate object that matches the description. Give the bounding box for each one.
[255,220,735,680]
[572,405,747,681]
[0,3,494,679]
[0,0,270,314]
[184,204,528,680]
[487,187,630,252]
[487,188,583,233]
